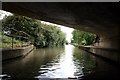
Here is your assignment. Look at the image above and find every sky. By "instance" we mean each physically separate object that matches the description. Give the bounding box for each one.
[0,10,13,20]
[60,26,74,43]
[0,10,74,43]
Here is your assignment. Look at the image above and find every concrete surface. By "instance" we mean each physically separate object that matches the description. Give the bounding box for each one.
[2,45,34,61]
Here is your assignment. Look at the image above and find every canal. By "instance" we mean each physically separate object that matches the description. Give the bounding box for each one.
[2,45,120,80]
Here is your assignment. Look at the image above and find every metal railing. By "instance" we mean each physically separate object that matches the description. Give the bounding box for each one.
[2,26,31,48]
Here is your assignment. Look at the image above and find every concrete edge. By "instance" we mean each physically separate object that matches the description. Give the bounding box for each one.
[79,46,120,65]
[2,45,34,61]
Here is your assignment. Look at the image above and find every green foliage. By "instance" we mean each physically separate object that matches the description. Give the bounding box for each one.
[71,30,96,46]
[2,15,38,40]
[0,32,24,48]
[35,22,66,48]
[2,15,66,48]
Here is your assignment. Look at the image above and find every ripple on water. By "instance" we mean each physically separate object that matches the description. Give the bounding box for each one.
[0,74,11,80]
[35,46,84,79]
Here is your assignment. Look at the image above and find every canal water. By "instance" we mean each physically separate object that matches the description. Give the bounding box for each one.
[2,45,120,80]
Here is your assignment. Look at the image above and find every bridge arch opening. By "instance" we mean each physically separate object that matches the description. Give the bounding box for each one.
[1,2,120,64]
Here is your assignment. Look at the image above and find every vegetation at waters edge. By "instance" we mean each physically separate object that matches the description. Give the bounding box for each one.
[1,15,66,48]
[71,29,96,46]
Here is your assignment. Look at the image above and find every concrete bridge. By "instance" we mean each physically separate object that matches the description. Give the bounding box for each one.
[2,2,120,63]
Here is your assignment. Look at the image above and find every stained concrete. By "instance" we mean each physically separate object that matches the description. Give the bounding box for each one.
[79,45,120,64]
[2,45,34,61]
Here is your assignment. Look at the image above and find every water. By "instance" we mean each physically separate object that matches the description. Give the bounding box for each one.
[2,45,120,80]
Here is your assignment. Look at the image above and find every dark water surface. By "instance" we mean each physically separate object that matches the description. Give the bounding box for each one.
[2,45,120,80]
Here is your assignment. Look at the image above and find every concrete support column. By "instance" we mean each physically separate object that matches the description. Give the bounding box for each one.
[99,35,120,50]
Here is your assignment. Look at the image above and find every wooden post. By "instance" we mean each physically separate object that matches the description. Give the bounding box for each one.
[12,36,13,48]
[21,37,22,47]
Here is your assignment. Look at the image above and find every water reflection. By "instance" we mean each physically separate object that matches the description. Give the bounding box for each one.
[73,48,96,76]
[2,47,65,80]
[2,45,120,80]
[35,45,84,79]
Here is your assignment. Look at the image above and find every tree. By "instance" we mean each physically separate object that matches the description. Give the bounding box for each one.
[2,15,66,48]
[71,30,96,46]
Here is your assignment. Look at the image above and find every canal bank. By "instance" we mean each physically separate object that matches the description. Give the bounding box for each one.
[79,46,120,65]
[2,45,34,61]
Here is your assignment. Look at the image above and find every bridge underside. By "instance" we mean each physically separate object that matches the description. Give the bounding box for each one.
[2,3,120,51]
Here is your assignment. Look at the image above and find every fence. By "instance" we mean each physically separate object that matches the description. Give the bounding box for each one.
[2,26,31,48]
